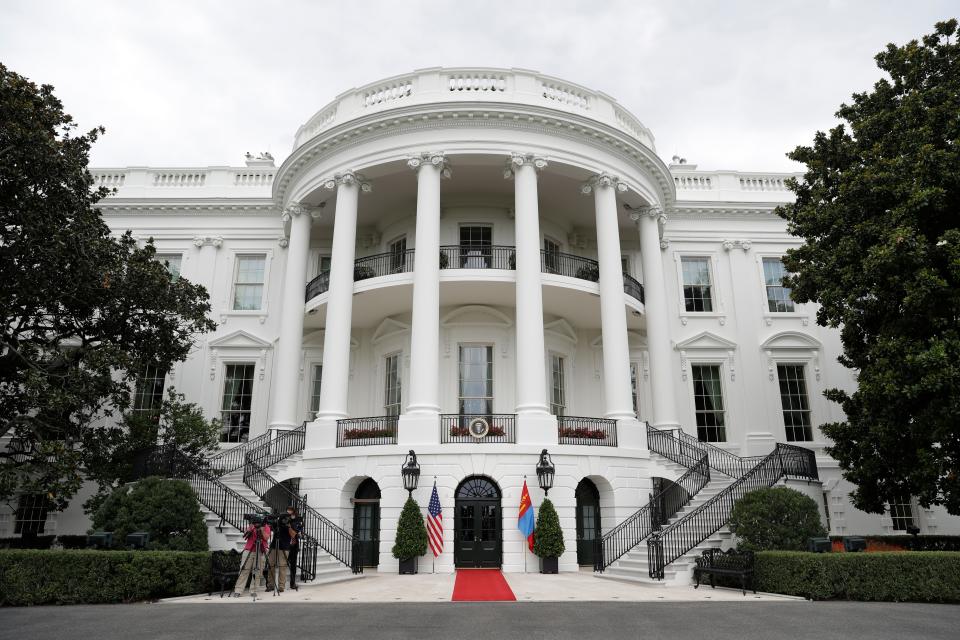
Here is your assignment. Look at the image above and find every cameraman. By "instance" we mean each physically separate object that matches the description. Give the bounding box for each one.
[232,519,271,596]
[267,505,304,591]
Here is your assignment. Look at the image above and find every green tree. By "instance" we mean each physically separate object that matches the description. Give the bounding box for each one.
[532,498,565,558]
[776,20,960,515]
[391,497,428,560]
[728,487,826,551]
[91,476,208,551]
[0,64,216,510]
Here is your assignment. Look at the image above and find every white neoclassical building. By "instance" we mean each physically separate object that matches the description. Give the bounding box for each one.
[6,68,958,581]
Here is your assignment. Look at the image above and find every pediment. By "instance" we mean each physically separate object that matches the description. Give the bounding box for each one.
[373,317,411,344]
[441,305,512,328]
[674,331,737,351]
[545,319,577,345]
[761,331,822,350]
[208,329,272,350]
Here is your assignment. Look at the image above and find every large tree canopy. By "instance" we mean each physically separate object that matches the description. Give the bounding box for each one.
[777,20,960,515]
[0,63,216,510]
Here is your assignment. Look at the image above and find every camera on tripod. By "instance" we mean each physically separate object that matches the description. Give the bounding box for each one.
[243,512,290,528]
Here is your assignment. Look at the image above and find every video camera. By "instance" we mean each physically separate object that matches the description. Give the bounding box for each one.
[243,512,291,528]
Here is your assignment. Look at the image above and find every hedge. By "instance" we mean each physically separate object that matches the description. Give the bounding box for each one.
[0,550,212,605]
[754,551,960,602]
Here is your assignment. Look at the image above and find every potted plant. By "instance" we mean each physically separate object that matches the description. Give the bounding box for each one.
[533,498,565,574]
[353,265,376,281]
[575,264,600,282]
[392,496,428,574]
[439,249,449,269]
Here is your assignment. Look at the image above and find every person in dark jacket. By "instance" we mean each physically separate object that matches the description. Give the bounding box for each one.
[267,505,304,591]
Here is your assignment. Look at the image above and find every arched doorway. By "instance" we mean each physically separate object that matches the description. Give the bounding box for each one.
[454,476,502,568]
[352,478,381,568]
[575,478,601,566]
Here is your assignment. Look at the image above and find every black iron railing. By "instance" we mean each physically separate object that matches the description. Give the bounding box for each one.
[241,425,306,472]
[648,424,763,478]
[541,251,599,281]
[207,425,306,477]
[336,416,399,447]
[646,442,818,579]
[353,249,415,280]
[440,414,516,443]
[623,273,645,304]
[594,454,710,572]
[439,245,515,270]
[557,416,617,446]
[305,272,330,301]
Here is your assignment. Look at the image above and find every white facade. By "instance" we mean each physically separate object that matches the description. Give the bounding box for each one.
[7,68,957,568]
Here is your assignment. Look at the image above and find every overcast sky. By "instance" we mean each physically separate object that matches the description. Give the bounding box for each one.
[1,1,955,172]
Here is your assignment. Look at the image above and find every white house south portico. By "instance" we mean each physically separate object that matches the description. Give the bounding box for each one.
[42,67,955,583]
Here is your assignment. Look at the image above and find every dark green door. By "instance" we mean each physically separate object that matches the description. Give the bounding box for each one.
[575,478,600,566]
[454,476,502,568]
[353,479,381,567]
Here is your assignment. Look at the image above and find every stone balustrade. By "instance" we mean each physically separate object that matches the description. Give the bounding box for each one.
[90,167,276,199]
[672,169,802,203]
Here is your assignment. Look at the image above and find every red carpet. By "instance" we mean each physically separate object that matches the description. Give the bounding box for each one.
[451,569,517,601]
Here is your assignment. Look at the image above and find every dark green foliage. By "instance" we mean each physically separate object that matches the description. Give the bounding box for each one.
[754,551,960,602]
[391,497,428,560]
[0,63,216,510]
[92,477,208,551]
[0,550,211,605]
[532,498,565,558]
[775,20,960,515]
[728,487,826,551]
[0,536,56,549]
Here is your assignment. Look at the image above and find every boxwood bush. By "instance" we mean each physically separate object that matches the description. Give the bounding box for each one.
[0,550,211,605]
[754,551,960,602]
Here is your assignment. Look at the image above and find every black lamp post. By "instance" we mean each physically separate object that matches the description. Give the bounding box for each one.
[401,450,420,497]
[536,449,555,496]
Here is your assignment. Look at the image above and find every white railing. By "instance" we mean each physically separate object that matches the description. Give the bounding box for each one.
[153,171,207,187]
[674,175,713,190]
[89,167,275,198]
[739,176,790,191]
[234,171,275,187]
[293,67,657,149]
[671,170,800,199]
[93,172,125,188]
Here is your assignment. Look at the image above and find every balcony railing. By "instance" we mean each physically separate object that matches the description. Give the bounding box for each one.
[305,249,415,301]
[440,245,515,270]
[623,273,645,304]
[557,416,618,446]
[441,414,516,443]
[541,251,599,281]
[336,416,399,447]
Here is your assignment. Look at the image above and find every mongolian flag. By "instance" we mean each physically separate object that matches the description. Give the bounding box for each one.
[517,480,535,552]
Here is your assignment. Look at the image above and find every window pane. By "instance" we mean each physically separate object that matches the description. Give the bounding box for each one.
[15,493,51,536]
[550,355,565,416]
[681,257,713,312]
[133,364,167,414]
[384,354,401,415]
[309,364,323,419]
[233,255,265,310]
[155,254,182,280]
[777,364,812,441]
[221,363,255,442]
[630,362,640,415]
[889,496,914,531]
[692,364,725,442]
[763,257,795,313]
[458,345,493,415]
[389,238,407,272]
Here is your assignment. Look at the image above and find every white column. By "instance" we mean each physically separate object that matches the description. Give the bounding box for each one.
[314,171,368,421]
[404,152,448,415]
[632,208,679,428]
[584,174,635,420]
[509,153,550,415]
[268,204,315,429]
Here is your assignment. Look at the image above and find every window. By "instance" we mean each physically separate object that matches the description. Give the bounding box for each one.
[232,255,266,311]
[692,364,726,442]
[132,364,166,415]
[459,226,492,268]
[889,496,915,531]
[763,257,795,313]
[318,255,331,276]
[220,363,255,442]
[384,353,402,416]
[621,255,630,274]
[15,493,51,536]
[543,238,562,273]
[155,253,182,280]
[388,237,408,273]
[630,362,640,416]
[458,345,493,415]
[681,257,713,312]
[308,364,322,421]
[550,354,566,416]
[777,364,813,441]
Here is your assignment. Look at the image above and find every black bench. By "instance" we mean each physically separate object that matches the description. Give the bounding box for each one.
[693,548,756,595]
[210,549,242,598]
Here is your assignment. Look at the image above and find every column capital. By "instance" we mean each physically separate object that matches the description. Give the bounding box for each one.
[581,172,629,195]
[626,204,667,226]
[407,151,452,177]
[280,202,323,222]
[503,152,548,178]
[323,170,372,193]
[722,238,752,252]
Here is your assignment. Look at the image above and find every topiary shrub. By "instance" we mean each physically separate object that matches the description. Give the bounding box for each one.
[92,476,208,551]
[392,497,428,561]
[532,498,565,558]
[729,486,826,551]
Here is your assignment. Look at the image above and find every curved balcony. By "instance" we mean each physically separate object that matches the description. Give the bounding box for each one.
[439,245,515,270]
[305,248,415,300]
[541,250,598,281]
[623,274,645,304]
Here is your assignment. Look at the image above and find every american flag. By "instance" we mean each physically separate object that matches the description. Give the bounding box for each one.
[427,482,443,557]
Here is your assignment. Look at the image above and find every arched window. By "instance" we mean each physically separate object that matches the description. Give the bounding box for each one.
[456,476,501,499]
